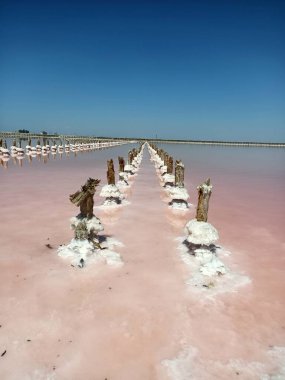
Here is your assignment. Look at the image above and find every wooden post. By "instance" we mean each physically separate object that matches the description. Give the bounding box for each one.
[118,156,125,172]
[69,178,100,220]
[196,178,212,222]
[128,150,134,164]
[107,159,115,185]
[175,160,184,187]
[167,156,173,173]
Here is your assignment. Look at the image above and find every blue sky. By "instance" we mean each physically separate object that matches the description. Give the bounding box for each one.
[0,0,284,141]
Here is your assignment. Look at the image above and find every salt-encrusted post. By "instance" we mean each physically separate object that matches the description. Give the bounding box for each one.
[167,156,173,173]
[196,178,212,222]
[100,159,123,205]
[168,159,189,208]
[70,178,100,219]
[107,159,115,185]
[163,152,168,167]
[128,150,134,164]
[183,178,226,280]
[58,178,104,267]
[118,156,125,173]
[117,156,129,187]
[175,160,184,187]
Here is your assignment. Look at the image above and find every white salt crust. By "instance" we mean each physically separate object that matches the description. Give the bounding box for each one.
[168,187,190,202]
[185,219,219,246]
[58,237,124,267]
[194,248,227,276]
[177,237,251,296]
[163,173,175,184]
[124,164,136,173]
[169,201,189,210]
[160,165,167,174]
[116,179,129,188]
[100,184,123,199]
[162,345,285,380]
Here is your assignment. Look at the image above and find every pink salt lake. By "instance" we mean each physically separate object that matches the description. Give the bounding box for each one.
[0,143,284,379]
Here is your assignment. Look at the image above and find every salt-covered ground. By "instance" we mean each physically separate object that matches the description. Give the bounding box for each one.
[0,144,285,379]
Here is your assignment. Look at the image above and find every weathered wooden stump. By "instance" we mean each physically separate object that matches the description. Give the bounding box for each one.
[70,177,101,220]
[196,178,212,222]
[167,156,173,174]
[57,177,104,266]
[107,159,116,185]
[128,150,134,164]
[175,160,184,187]
[118,156,125,172]
[100,160,123,205]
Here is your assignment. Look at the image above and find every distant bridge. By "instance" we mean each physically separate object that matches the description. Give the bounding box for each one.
[0,132,134,143]
[0,131,284,147]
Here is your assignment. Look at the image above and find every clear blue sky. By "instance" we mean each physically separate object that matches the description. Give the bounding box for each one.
[0,0,284,141]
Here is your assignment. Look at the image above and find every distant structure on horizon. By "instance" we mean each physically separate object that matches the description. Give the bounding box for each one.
[0,130,284,147]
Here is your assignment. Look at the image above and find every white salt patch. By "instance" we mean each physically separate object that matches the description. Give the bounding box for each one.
[100,184,122,199]
[100,237,124,250]
[124,164,136,173]
[163,174,175,184]
[58,237,124,267]
[177,239,250,296]
[195,249,227,276]
[169,201,189,210]
[116,179,129,188]
[100,249,123,266]
[162,346,285,380]
[185,219,219,245]
[168,187,189,202]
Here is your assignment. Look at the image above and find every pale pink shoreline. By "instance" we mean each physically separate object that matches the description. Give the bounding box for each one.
[0,144,285,379]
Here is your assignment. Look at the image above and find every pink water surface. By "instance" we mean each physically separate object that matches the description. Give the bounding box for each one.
[0,144,285,379]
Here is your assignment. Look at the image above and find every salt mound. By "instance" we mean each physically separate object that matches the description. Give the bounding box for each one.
[58,237,124,267]
[168,187,189,202]
[100,184,122,198]
[195,248,227,276]
[185,219,219,245]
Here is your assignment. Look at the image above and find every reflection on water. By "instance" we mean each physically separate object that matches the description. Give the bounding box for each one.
[0,144,125,169]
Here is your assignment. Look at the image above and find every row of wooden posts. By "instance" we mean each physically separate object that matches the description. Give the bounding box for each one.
[148,143,212,223]
[106,146,144,186]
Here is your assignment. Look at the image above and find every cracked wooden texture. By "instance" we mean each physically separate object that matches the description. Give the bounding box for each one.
[196,178,212,222]
[107,159,115,185]
[69,177,100,219]
[175,160,185,187]
[118,156,125,172]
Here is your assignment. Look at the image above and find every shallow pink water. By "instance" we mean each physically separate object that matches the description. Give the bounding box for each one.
[0,144,284,379]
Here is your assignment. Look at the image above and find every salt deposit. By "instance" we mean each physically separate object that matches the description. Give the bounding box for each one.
[58,237,123,267]
[162,345,285,380]
[185,219,219,246]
